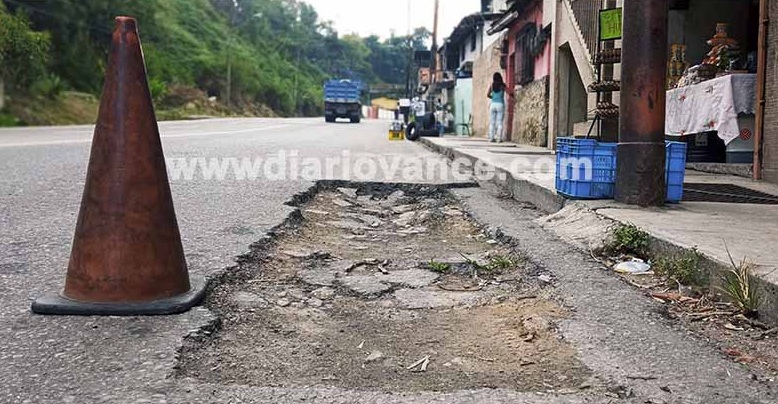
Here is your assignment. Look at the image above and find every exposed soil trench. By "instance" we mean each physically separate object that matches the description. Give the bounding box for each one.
[177,185,592,393]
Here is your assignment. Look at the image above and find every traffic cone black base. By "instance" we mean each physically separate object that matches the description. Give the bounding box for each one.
[31,277,206,316]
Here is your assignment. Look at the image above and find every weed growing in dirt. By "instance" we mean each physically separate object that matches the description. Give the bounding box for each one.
[721,248,761,318]
[654,248,705,287]
[605,223,650,258]
[488,255,517,271]
[428,259,452,274]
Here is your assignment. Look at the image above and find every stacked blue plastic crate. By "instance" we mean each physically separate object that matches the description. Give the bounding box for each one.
[555,138,687,202]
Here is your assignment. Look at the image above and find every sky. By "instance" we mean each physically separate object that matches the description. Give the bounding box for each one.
[302,0,481,42]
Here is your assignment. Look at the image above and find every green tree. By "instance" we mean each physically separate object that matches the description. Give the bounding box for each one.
[0,5,51,93]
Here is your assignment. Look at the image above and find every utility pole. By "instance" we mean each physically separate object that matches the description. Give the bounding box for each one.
[405,0,412,98]
[615,0,669,206]
[430,0,439,87]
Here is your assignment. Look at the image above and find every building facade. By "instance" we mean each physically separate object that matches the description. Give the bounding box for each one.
[486,0,553,145]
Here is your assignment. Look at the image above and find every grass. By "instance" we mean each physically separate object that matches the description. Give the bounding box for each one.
[720,247,761,317]
[488,255,518,271]
[604,223,651,258]
[456,253,522,276]
[5,92,98,126]
[0,110,20,127]
[653,247,705,287]
[428,259,451,274]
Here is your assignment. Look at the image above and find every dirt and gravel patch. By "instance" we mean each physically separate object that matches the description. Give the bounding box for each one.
[176,184,593,393]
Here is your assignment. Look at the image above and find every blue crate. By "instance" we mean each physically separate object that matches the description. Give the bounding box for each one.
[665,141,687,203]
[555,137,617,199]
[555,138,688,202]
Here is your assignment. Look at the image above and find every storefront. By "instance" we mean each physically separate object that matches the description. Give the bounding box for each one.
[664,0,761,167]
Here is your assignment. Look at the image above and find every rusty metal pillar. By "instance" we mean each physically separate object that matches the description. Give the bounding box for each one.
[615,0,669,206]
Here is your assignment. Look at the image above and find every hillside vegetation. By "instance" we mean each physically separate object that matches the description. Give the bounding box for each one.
[0,0,429,126]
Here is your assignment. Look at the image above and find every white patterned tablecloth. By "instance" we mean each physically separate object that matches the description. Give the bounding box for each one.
[665,74,756,145]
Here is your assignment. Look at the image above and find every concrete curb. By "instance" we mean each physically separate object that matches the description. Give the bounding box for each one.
[418,137,566,213]
[417,137,778,323]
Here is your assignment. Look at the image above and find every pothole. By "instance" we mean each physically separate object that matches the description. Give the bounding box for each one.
[176,184,592,393]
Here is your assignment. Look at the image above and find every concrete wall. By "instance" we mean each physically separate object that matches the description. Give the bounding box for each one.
[549,0,597,148]
[512,76,549,146]
[472,39,505,137]
[763,0,778,183]
[454,78,474,135]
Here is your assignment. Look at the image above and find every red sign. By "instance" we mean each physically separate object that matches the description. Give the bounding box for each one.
[740,128,752,141]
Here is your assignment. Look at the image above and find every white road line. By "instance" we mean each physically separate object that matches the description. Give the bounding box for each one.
[0,124,291,148]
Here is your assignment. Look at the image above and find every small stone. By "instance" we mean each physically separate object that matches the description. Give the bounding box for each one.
[392,204,416,214]
[538,274,553,284]
[486,239,498,245]
[276,298,291,307]
[307,298,324,308]
[338,188,359,198]
[442,208,462,216]
[290,302,305,309]
[385,190,405,203]
[287,289,307,300]
[282,250,311,258]
[305,209,330,216]
[232,291,269,309]
[300,270,337,287]
[393,211,416,227]
[311,287,336,300]
[333,198,354,207]
[365,350,385,363]
[417,211,432,223]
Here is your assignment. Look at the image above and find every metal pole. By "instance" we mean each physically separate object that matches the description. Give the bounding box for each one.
[599,0,618,142]
[615,0,669,206]
[753,0,768,180]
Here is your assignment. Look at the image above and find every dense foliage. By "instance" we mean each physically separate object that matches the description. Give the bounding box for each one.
[0,0,430,117]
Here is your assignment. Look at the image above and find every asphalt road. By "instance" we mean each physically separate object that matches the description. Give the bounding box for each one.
[2,118,776,404]
[0,118,452,403]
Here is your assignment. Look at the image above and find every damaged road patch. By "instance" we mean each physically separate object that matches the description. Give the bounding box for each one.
[176,183,591,393]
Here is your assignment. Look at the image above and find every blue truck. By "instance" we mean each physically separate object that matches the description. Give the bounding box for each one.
[324,79,362,123]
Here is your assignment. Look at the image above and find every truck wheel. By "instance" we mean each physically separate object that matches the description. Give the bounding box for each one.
[405,122,420,141]
[351,117,361,124]
[325,116,335,123]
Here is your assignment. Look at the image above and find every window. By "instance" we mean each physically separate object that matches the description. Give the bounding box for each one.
[515,23,538,85]
[471,33,477,52]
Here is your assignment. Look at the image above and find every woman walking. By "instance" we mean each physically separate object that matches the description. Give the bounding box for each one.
[487,72,508,143]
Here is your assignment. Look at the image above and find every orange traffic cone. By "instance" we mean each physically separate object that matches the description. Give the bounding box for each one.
[32,17,206,315]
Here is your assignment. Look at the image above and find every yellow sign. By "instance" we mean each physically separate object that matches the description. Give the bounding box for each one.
[599,8,622,41]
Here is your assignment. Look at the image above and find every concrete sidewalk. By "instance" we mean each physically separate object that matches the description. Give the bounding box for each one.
[420,135,778,322]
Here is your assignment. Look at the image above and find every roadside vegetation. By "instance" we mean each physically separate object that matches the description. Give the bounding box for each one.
[600,223,764,320]
[0,0,430,126]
